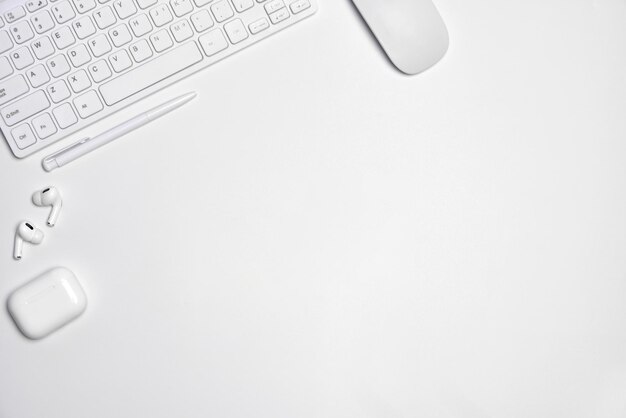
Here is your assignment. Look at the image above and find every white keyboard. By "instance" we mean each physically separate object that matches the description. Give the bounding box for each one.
[0,0,316,158]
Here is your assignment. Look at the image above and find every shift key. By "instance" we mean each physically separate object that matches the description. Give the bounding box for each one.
[0,75,29,106]
[2,90,49,126]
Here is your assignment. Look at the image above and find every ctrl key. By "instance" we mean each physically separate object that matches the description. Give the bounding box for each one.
[12,123,37,149]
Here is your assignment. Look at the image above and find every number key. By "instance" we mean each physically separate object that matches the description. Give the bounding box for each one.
[10,21,35,44]
[31,10,56,34]
[72,0,97,13]
[52,1,77,24]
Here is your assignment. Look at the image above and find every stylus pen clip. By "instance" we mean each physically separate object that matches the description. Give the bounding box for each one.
[42,137,91,171]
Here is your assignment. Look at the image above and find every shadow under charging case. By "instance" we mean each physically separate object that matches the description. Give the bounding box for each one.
[8,267,87,340]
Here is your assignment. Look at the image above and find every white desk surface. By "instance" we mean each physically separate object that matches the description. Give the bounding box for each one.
[2,1,626,417]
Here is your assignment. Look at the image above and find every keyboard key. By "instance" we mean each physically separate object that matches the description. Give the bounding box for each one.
[150,4,173,27]
[108,49,132,72]
[198,28,227,56]
[68,69,91,92]
[31,10,55,34]
[73,89,103,118]
[32,112,57,138]
[129,14,152,37]
[52,102,78,127]
[190,10,213,33]
[93,6,116,29]
[137,0,158,9]
[12,124,37,149]
[10,21,35,44]
[47,79,71,102]
[99,41,202,105]
[68,43,91,66]
[88,59,112,82]
[2,90,50,126]
[193,0,212,6]
[149,29,173,52]
[269,8,289,24]
[72,0,97,13]
[26,64,50,87]
[289,0,310,14]
[109,23,131,46]
[248,17,268,34]
[232,0,253,13]
[11,47,35,69]
[113,0,137,19]
[26,0,48,13]
[88,33,112,56]
[224,19,247,44]
[170,0,193,17]
[51,26,76,49]
[0,75,29,106]
[0,56,13,79]
[129,39,152,62]
[31,36,55,59]
[170,19,193,42]
[5,7,26,24]
[264,0,283,14]
[47,54,71,77]
[0,30,14,53]
[73,15,97,38]
[211,1,233,22]
[52,1,76,24]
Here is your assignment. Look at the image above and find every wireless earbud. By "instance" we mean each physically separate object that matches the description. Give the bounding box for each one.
[14,222,44,260]
[32,187,63,227]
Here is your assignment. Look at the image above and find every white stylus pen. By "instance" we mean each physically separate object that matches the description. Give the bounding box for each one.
[42,92,197,171]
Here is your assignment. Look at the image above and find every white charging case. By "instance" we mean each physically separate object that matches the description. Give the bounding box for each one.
[8,267,87,340]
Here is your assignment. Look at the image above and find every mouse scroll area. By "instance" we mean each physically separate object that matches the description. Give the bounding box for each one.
[351,0,449,75]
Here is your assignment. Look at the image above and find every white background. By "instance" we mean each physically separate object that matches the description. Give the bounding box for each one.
[1,1,626,417]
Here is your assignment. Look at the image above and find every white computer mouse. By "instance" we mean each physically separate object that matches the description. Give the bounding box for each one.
[351,0,449,75]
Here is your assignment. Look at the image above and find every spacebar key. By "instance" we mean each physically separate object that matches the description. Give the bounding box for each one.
[99,42,203,106]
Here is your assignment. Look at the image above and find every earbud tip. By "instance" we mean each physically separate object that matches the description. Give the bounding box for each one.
[32,192,42,205]
[32,230,44,244]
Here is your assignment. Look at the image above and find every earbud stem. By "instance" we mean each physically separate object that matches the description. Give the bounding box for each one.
[14,234,23,260]
[47,202,62,227]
